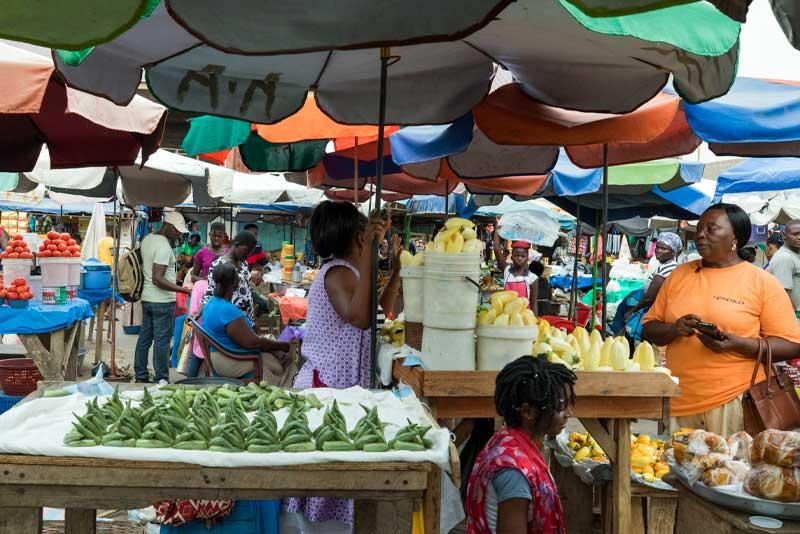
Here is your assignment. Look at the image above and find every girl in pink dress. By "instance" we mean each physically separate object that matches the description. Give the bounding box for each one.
[191,221,228,281]
[286,201,401,526]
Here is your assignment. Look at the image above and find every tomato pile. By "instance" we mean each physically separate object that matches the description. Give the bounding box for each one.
[0,278,33,301]
[0,234,33,260]
[36,231,80,258]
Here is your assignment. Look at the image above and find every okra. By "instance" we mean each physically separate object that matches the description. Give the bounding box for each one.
[135,439,170,448]
[173,440,208,450]
[363,443,390,453]
[247,444,282,453]
[284,442,315,453]
[393,441,425,452]
[322,441,355,452]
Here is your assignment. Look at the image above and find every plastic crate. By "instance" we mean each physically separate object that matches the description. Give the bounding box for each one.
[160,500,279,534]
[0,390,24,416]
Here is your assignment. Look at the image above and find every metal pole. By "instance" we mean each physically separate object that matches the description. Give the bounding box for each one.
[591,212,599,332]
[444,181,449,219]
[570,197,582,326]
[370,47,390,388]
[110,195,120,376]
[354,137,360,205]
[601,144,609,337]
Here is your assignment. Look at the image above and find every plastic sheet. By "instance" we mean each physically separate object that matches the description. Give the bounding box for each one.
[0,299,93,335]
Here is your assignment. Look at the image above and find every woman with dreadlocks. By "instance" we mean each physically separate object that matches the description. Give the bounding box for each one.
[466,356,575,534]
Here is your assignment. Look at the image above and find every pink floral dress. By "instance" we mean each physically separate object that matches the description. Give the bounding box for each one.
[285,258,369,525]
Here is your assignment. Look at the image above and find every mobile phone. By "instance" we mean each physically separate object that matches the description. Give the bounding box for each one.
[695,321,724,340]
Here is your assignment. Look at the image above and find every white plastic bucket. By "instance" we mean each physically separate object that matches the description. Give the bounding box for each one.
[400,266,424,323]
[1,258,32,288]
[421,326,476,371]
[66,258,82,287]
[28,275,42,302]
[476,324,539,371]
[39,257,70,287]
[423,251,480,329]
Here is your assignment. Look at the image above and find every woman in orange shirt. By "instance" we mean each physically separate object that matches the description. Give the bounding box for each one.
[643,203,800,435]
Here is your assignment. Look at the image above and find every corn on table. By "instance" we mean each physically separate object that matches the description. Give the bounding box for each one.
[0,382,446,534]
[393,360,681,534]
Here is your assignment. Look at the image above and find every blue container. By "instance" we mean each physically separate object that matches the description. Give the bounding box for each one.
[160,500,280,534]
[0,390,24,416]
[81,258,112,289]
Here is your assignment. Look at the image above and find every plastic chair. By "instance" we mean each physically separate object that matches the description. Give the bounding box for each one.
[188,317,262,384]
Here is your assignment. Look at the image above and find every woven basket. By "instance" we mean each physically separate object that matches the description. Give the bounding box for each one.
[0,358,42,396]
[42,521,145,534]
[405,321,423,352]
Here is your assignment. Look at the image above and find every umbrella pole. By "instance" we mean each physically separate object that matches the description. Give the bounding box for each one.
[354,137,360,205]
[110,193,120,376]
[370,47,390,388]
[591,212,599,332]
[570,196,582,326]
[444,181,449,218]
[601,144,609,337]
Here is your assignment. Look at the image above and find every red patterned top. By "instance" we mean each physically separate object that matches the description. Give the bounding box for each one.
[466,426,566,534]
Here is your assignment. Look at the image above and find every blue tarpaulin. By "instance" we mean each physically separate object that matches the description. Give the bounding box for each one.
[401,194,475,218]
[391,114,474,165]
[712,157,800,201]
[0,300,94,335]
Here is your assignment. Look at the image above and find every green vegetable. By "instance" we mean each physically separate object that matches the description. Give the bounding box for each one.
[322,441,356,452]
[44,388,70,398]
[363,443,390,453]
[393,440,426,452]
[247,443,282,453]
[284,442,316,453]
[135,439,170,448]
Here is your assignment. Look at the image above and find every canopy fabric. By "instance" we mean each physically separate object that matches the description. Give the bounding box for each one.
[608,216,652,237]
[0,42,166,172]
[475,197,575,227]
[166,0,510,54]
[55,1,739,124]
[675,78,800,157]
[402,195,472,218]
[306,164,458,197]
[561,0,749,21]
[219,173,324,206]
[713,157,800,201]
[0,0,153,50]
[325,189,410,203]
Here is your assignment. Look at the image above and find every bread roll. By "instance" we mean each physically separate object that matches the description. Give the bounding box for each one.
[701,460,750,487]
[687,429,730,456]
[750,430,800,468]
[726,431,753,463]
[744,464,800,502]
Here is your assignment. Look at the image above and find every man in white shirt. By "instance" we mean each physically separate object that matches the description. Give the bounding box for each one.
[767,220,800,312]
[134,211,192,383]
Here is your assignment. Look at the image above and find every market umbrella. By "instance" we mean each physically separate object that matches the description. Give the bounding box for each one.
[54,0,740,121]
[1,0,154,50]
[0,42,167,172]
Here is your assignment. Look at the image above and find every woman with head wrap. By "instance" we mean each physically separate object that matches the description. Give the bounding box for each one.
[613,232,682,343]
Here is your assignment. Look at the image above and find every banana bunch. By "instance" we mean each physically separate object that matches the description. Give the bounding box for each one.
[101,402,142,447]
[245,405,282,453]
[568,432,608,462]
[389,419,433,452]
[349,405,390,452]
[279,405,315,452]
[630,434,670,483]
[399,250,424,267]
[430,217,483,254]
[63,398,109,447]
[209,396,249,452]
[314,400,356,451]
[478,291,537,328]
[173,390,219,450]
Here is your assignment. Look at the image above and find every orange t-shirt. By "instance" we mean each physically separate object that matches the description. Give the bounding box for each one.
[644,260,800,416]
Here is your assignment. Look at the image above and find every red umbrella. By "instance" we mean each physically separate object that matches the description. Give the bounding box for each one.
[0,42,167,172]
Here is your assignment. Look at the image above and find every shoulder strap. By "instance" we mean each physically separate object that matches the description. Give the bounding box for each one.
[750,338,775,390]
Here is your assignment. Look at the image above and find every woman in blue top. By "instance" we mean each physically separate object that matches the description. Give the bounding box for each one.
[202,262,296,385]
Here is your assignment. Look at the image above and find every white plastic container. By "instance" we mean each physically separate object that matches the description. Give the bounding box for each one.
[423,251,480,329]
[476,324,539,371]
[39,257,70,287]
[66,258,82,287]
[400,266,424,323]
[1,258,32,288]
[28,275,42,302]
[421,326,476,371]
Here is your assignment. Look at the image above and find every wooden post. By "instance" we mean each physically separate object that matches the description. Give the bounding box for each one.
[612,418,632,534]
[50,329,65,381]
[0,507,42,533]
[355,499,414,534]
[94,300,106,364]
[423,465,441,534]
[65,508,96,534]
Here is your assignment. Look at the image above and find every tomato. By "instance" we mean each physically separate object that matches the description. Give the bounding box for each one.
[12,278,25,287]
[52,251,63,257]
[56,243,68,252]
[7,292,17,300]
[67,239,77,246]
[19,252,33,259]
[6,253,18,259]
[21,292,32,300]
[38,250,52,257]
[46,231,59,240]
[46,244,57,252]
[16,287,29,295]
[60,233,71,241]
[12,234,22,241]
[42,239,51,247]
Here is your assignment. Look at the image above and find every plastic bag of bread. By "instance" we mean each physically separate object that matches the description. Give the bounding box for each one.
[726,431,753,463]
[750,430,800,468]
[666,427,696,465]
[687,429,730,456]
[701,460,750,487]
[744,464,800,502]
[685,452,732,484]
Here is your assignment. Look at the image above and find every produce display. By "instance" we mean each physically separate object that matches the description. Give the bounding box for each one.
[567,431,670,483]
[0,277,33,304]
[533,320,671,374]
[428,217,483,254]
[380,319,405,347]
[0,234,33,260]
[36,231,81,258]
[399,249,425,267]
[61,385,436,454]
[477,290,537,327]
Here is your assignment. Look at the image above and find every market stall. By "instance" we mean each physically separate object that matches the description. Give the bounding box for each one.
[0,382,454,533]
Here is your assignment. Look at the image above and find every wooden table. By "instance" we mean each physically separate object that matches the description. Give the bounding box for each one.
[18,323,81,381]
[0,382,447,534]
[393,361,680,534]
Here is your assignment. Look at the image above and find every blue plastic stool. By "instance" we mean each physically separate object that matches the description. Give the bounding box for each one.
[159,500,280,534]
[0,390,24,416]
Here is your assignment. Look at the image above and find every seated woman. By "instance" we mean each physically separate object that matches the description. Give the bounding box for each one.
[200,262,296,386]
[466,356,575,534]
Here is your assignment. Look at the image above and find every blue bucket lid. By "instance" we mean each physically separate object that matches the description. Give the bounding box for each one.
[82,257,111,272]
